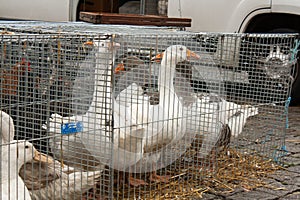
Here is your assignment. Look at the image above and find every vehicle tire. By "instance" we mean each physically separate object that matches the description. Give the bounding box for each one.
[268,28,300,106]
[290,62,300,105]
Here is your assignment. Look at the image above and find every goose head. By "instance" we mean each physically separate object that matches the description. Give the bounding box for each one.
[84,39,120,79]
[0,111,15,142]
[84,39,120,59]
[17,141,50,164]
[114,56,144,74]
[153,45,200,64]
[0,110,53,172]
[2,140,53,174]
[152,45,200,93]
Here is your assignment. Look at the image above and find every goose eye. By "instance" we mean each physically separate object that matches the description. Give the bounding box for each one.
[179,47,184,51]
[25,145,29,149]
[101,43,105,47]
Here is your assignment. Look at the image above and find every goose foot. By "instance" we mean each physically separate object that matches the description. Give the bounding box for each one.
[128,175,148,187]
[149,172,170,183]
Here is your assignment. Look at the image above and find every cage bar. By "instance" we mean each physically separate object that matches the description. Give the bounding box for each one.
[0,22,298,199]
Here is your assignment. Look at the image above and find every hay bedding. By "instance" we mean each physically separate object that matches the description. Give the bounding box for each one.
[82,147,282,200]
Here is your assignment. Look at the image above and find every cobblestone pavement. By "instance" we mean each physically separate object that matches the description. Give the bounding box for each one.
[201,107,300,200]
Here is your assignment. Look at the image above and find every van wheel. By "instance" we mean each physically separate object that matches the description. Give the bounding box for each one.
[268,28,300,106]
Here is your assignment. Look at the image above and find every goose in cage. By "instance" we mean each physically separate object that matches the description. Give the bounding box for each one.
[19,160,102,200]
[115,51,259,161]
[0,110,101,200]
[45,38,148,186]
[0,111,51,200]
[44,38,119,172]
[114,56,197,106]
[113,45,201,185]
[185,93,259,158]
[46,42,201,186]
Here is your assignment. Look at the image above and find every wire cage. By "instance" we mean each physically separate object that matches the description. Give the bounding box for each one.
[0,21,298,199]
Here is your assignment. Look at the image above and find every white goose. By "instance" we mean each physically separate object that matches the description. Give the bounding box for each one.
[46,39,120,171]
[117,50,258,163]
[120,45,200,183]
[46,39,148,186]
[138,45,200,143]
[0,111,101,200]
[1,140,49,200]
[19,160,102,200]
[184,93,259,158]
[0,110,15,142]
[0,111,50,200]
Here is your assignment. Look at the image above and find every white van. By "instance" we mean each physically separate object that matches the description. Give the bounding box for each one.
[168,0,300,105]
[1,0,299,33]
[1,0,299,104]
[169,0,300,33]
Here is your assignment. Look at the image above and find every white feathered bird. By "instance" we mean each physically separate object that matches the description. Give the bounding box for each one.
[0,110,15,142]
[1,140,49,200]
[0,110,101,200]
[187,94,259,158]
[45,39,120,171]
[19,159,102,200]
[114,45,200,184]
[0,110,50,200]
[45,39,149,186]
[227,105,259,138]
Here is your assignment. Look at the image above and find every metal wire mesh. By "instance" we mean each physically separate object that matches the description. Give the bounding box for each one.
[0,22,298,199]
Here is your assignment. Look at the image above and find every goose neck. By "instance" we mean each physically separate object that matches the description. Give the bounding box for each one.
[158,56,177,94]
[88,51,115,113]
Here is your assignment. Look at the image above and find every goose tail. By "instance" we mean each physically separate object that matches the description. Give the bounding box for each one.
[67,170,102,198]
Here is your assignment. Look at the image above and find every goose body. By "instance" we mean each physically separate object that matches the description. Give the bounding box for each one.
[0,111,50,200]
[227,105,259,137]
[46,113,105,171]
[184,94,259,158]
[140,45,199,149]
[115,46,201,184]
[19,159,102,200]
[0,110,15,142]
[1,140,46,200]
[46,39,120,171]
[46,40,147,176]
[114,47,200,175]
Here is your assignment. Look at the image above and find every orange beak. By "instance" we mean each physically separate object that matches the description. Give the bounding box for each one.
[114,63,125,74]
[151,49,200,62]
[84,41,94,46]
[84,41,120,50]
[187,49,200,60]
[34,150,54,164]
[151,52,164,63]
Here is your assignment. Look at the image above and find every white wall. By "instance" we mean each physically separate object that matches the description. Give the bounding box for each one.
[0,0,71,21]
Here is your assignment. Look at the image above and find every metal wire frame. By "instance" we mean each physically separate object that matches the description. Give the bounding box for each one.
[0,23,298,199]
